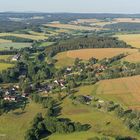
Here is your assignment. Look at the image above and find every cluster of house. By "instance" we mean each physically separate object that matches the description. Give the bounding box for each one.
[2,85,28,102]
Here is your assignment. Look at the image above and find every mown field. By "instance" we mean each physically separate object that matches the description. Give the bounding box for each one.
[0,42,32,50]
[116,34,140,48]
[0,55,13,60]
[94,75,140,110]
[123,52,140,62]
[0,33,48,40]
[0,101,46,140]
[0,63,14,71]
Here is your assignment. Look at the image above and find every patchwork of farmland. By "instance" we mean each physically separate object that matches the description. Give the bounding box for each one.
[0,63,14,71]
[94,75,140,110]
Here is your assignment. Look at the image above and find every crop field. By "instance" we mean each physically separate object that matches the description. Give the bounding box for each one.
[0,101,46,140]
[123,52,140,62]
[0,39,12,43]
[0,33,48,40]
[0,43,32,50]
[114,18,140,23]
[94,75,140,110]
[116,34,140,48]
[57,48,138,60]
[0,63,14,71]
[45,23,100,31]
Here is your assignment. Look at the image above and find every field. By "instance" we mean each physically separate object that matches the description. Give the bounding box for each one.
[114,18,140,23]
[54,48,138,67]
[0,101,46,140]
[0,43,32,50]
[48,95,140,139]
[0,39,12,43]
[116,34,140,48]
[123,52,140,62]
[0,55,13,60]
[54,52,75,68]
[0,63,14,71]
[0,33,48,40]
[45,23,100,31]
[66,48,138,60]
[94,75,140,110]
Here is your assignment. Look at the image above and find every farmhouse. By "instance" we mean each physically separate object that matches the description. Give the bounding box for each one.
[12,54,21,61]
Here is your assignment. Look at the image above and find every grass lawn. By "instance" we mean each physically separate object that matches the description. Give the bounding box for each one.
[0,101,46,140]
[0,63,14,71]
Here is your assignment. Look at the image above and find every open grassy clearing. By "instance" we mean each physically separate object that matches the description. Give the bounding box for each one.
[0,101,46,140]
[0,63,14,71]
[48,97,140,139]
[39,42,55,47]
[116,34,140,48]
[45,23,100,31]
[94,75,140,110]
[0,33,48,40]
[0,42,32,50]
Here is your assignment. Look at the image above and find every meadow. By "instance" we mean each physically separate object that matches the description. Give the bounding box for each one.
[94,75,140,110]
[0,55,13,61]
[0,42,32,50]
[0,101,46,140]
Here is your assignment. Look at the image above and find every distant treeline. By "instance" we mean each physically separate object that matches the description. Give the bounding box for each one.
[104,22,140,31]
[47,36,132,57]
[0,36,34,43]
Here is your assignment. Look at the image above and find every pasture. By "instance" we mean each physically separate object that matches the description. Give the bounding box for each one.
[0,101,46,140]
[49,97,140,139]
[0,55,13,61]
[94,75,140,110]
[116,34,140,48]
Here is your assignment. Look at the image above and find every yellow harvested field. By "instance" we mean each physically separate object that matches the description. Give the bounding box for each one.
[114,18,140,23]
[0,63,14,71]
[0,39,12,43]
[0,33,48,40]
[45,23,99,31]
[0,55,12,60]
[116,34,140,48]
[66,48,138,60]
[124,52,140,63]
[95,76,140,110]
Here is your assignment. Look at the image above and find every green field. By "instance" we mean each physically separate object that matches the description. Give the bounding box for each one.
[0,43,32,50]
[0,55,13,60]
[0,101,46,140]
[0,63,14,71]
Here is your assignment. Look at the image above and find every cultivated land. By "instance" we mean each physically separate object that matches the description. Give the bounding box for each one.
[54,48,138,67]
[0,55,13,60]
[0,101,46,140]
[66,48,138,60]
[0,39,12,43]
[116,34,140,48]
[0,43,32,50]
[45,23,100,31]
[94,75,140,110]
[0,33,48,40]
[0,63,14,71]
[123,52,140,62]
